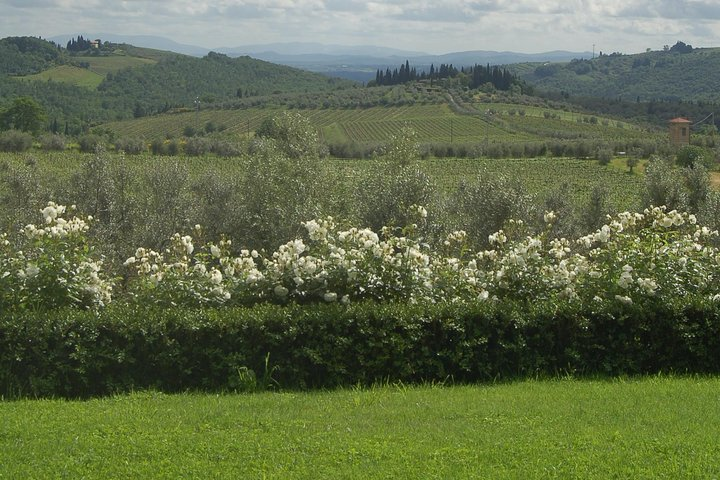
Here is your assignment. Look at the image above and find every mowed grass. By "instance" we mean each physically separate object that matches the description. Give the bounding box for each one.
[1,377,718,478]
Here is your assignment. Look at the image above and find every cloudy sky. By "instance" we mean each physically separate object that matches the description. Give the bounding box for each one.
[2,0,719,54]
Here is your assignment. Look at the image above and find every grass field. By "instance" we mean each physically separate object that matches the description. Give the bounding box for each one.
[16,54,156,89]
[18,64,105,89]
[1,376,718,478]
[74,54,156,76]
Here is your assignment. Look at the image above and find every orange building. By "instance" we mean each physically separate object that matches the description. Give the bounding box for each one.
[669,117,691,147]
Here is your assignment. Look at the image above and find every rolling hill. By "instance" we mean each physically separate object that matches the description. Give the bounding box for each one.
[0,36,356,133]
[520,43,720,103]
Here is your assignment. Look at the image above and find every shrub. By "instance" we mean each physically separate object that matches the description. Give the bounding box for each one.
[114,137,146,155]
[0,129,33,152]
[596,146,613,165]
[1,297,719,398]
[210,139,243,157]
[150,138,166,155]
[78,134,103,153]
[38,134,66,151]
[184,136,212,156]
[676,145,714,169]
[0,202,112,312]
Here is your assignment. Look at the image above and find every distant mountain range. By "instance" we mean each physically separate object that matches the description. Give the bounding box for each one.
[49,34,592,82]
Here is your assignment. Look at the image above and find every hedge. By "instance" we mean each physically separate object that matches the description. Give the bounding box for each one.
[1,298,719,398]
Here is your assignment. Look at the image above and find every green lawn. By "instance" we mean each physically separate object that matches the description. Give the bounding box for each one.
[1,376,718,478]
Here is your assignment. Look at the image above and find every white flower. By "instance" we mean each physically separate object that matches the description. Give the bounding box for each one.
[210,245,221,258]
[209,268,223,285]
[41,205,58,223]
[615,295,633,305]
[323,292,338,302]
[25,264,40,278]
[274,285,289,298]
[123,256,136,266]
[543,211,556,224]
[181,235,194,255]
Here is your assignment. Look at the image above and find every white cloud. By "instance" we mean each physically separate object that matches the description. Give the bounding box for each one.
[2,0,720,54]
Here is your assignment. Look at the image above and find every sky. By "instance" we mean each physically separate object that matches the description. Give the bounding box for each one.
[2,0,720,55]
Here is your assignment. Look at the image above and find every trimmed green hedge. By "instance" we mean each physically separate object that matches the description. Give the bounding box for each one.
[1,298,720,398]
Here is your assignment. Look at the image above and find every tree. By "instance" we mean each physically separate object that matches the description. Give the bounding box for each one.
[676,145,713,169]
[626,155,639,174]
[0,96,47,134]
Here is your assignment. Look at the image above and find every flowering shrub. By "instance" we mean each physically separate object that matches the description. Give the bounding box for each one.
[123,204,720,309]
[0,202,112,310]
[3,201,720,311]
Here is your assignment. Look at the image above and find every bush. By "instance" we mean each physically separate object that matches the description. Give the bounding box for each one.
[0,129,33,152]
[596,146,613,165]
[78,134,103,153]
[676,145,714,169]
[150,138,166,155]
[1,297,719,398]
[38,134,66,151]
[184,136,212,156]
[114,137,147,155]
[210,139,243,157]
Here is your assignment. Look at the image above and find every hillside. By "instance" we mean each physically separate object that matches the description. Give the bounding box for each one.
[521,43,720,103]
[96,51,355,116]
[0,36,67,75]
[100,89,657,150]
[0,36,356,133]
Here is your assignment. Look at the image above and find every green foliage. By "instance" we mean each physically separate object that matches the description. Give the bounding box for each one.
[238,137,321,249]
[95,52,354,119]
[114,136,146,155]
[676,144,714,169]
[0,37,354,130]
[354,128,436,230]
[595,145,613,165]
[643,156,687,210]
[0,202,112,312]
[38,133,66,151]
[254,111,326,159]
[0,96,46,133]
[1,297,719,398]
[523,46,720,103]
[0,129,33,152]
[78,134,104,153]
[0,36,64,75]
[449,170,535,249]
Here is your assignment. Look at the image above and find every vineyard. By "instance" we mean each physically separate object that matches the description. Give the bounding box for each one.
[99,101,663,146]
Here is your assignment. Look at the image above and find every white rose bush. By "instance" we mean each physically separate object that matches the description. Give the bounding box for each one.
[2,202,720,311]
[121,203,720,309]
[0,202,113,310]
